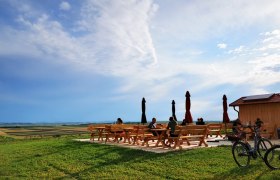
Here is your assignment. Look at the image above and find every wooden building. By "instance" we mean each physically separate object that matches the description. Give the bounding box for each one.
[229,93,280,138]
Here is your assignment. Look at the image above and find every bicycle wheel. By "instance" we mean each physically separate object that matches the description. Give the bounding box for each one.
[257,138,273,159]
[264,145,280,170]
[232,141,250,167]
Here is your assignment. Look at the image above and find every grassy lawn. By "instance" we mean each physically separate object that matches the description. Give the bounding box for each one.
[0,136,279,179]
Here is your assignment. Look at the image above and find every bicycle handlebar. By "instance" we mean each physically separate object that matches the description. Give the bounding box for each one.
[240,124,261,134]
[241,124,256,128]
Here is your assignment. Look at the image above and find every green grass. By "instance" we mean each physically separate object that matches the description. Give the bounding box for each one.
[0,137,280,179]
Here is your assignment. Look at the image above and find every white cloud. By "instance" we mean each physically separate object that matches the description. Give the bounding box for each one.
[2,0,159,73]
[264,29,280,36]
[208,31,280,91]
[78,0,159,69]
[228,45,245,54]
[191,100,212,116]
[60,1,71,11]
[0,0,169,96]
[217,43,227,49]
[1,0,280,113]
[159,28,280,100]
[152,0,280,42]
[259,29,280,52]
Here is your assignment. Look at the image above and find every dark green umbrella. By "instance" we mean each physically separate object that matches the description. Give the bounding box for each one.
[141,97,147,124]
[172,100,177,121]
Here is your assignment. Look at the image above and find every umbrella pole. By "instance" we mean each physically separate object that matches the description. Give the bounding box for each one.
[223,123,228,139]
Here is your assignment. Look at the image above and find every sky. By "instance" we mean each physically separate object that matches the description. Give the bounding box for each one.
[0,0,280,124]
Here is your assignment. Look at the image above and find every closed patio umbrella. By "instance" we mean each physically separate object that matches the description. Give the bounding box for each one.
[141,97,147,124]
[223,95,230,124]
[172,100,177,121]
[223,94,230,136]
[185,91,193,123]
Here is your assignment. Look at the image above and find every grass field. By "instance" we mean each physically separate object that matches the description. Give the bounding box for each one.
[0,135,280,179]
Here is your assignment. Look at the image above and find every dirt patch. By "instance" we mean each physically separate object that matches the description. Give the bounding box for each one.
[0,130,7,136]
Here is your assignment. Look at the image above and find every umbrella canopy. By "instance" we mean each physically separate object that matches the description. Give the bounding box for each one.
[185,91,193,123]
[223,94,230,123]
[172,100,177,121]
[141,97,147,124]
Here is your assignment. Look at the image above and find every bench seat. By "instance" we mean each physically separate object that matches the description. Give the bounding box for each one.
[168,125,208,150]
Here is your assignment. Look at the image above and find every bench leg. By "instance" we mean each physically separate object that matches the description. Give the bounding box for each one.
[166,139,174,148]
[178,139,183,150]
[198,138,208,147]
[173,139,179,149]
[90,133,95,141]
[142,137,149,147]
[105,136,109,143]
[185,139,191,146]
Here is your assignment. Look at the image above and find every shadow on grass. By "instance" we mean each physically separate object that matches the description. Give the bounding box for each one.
[9,139,269,179]
[6,139,171,178]
[52,141,170,179]
[33,140,179,179]
[213,160,275,179]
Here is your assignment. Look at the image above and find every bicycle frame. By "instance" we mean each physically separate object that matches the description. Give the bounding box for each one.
[252,126,261,152]
[243,125,260,158]
[232,124,273,167]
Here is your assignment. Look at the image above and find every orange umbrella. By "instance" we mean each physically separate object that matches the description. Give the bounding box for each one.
[185,91,193,123]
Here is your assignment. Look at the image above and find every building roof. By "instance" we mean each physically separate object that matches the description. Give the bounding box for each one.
[229,93,280,106]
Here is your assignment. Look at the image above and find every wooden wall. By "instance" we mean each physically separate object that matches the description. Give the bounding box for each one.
[239,103,280,138]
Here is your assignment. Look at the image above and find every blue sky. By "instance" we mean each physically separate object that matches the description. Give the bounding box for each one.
[0,0,280,123]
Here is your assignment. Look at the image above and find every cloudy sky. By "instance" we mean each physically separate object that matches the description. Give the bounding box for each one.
[0,0,280,123]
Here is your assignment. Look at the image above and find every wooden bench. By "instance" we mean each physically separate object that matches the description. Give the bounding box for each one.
[223,123,234,139]
[230,124,277,140]
[104,125,126,143]
[135,125,157,147]
[167,126,181,149]
[87,125,96,141]
[168,125,208,150]
[87,124,108,141]
[260,124,277,139]
[123,125,139,144]
[223,123,233,133]
[206,123,222,138]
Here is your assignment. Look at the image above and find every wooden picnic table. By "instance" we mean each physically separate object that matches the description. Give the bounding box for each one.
[149,128,168,147]
[207,123,223,138]
[95,126,105,141]
[122,127,135,144]
[106,125,123,143]
[167,125,208,149]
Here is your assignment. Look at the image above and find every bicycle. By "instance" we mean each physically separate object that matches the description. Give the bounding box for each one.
[264,144,280,170]
[231,124,273,167]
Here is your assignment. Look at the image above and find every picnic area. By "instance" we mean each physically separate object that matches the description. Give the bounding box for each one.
[1,123,280,179]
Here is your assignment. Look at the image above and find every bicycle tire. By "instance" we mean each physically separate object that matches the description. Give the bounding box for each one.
[257,138,273,159]
[232,141,250,167]
[264,145,280,170]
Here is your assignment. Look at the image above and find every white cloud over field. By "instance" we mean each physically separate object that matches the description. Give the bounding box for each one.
[1,0,280,121]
